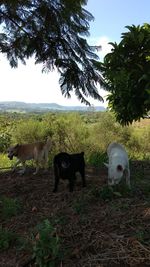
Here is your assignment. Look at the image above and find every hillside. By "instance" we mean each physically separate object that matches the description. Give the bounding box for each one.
[0,101,106,113]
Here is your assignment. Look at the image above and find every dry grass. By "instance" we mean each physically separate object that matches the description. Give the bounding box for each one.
[132,118,150,128]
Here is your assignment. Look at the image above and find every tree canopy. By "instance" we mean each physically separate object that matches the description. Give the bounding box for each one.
[100,24,150,125]
[1,2,150,125]
[0,0,104,105]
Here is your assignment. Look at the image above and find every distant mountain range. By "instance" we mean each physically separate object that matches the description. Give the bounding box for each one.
[0,101,106,112]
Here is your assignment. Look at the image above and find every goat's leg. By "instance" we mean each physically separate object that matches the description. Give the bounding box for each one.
[33,164,40,175]
[69,175,75,192]
[12,159,21,172]
[43,151,49,173]
[125,168,131,188]
[18,161,26,175]
[80,168,86,187]
[33,158,41,175]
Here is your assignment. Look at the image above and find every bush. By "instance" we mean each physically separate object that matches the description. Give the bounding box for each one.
[0,132,11,152]
[0,111,150,168]
[11,120,53,144]
[32,219,62,267]
[52,113,89,154]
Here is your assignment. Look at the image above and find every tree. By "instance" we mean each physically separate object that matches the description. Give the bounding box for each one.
[100,24,150,125]
[0,0,104,105]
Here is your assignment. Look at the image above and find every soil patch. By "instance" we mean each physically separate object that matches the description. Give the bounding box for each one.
[0,162,150,267]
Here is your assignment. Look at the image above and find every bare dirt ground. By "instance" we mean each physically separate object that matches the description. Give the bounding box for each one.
[0,161,150,267]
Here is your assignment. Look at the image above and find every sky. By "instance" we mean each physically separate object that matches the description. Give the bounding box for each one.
[0,0,150,107]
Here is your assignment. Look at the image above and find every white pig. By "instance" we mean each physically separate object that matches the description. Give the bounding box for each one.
[104,142,130,188]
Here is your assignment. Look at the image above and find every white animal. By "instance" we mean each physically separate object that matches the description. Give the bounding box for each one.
[104,142,130,188]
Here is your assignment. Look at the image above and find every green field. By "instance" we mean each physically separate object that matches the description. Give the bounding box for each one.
[0,111,150,170]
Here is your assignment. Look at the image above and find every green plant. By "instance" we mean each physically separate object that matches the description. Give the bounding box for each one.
[100,24,150,124]
[90,184,132,201]
[50,215,68,226]
[0,132,11,152]
[0,153,13,169]
[73,198,88,214]
[0,226,17,251]
[88,151,107,167]
[0,196,22,219]
[1,111,150,169]
[32,219,62,267]
[115,184,132,197]
[99,186,115,201]
[11,120,51,144]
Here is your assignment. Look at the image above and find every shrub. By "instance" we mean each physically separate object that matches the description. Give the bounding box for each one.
[52,113,89,154]
[11,120,53,144]
[32,219,62,267]
[0,132,11,152]
[1,111,150,167]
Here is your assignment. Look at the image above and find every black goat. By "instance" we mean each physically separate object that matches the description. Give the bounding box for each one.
[53,152,86,192]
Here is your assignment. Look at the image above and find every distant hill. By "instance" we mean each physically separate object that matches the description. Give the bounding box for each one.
[0,101,106,112]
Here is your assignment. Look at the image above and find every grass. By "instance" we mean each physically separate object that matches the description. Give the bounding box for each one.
[73,197,88,214]
[87,151,107,167]
[0,196,22,219]
[0,153,13,170]
[0,226,17,251]
[0,161,150,266]
[90,183,132,201]
[0,153,37,173]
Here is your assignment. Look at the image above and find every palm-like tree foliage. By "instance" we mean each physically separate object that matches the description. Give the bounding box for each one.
[0,0,104,105]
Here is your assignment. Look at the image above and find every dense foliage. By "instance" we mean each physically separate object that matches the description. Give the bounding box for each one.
[100,24,150,124]
[0,112,150,168]
[0,0,104,105]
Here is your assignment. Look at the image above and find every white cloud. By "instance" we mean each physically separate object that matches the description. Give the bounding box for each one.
[87,36,112,104]
[88,35,112,60]
[0,37,111,107]
[96,36,112,59]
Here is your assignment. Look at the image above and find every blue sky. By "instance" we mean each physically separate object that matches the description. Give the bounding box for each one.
[87,0,150,41]
[0,0,150,106]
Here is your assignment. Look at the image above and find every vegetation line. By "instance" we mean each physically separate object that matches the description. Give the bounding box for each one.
[0,166,12,170]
